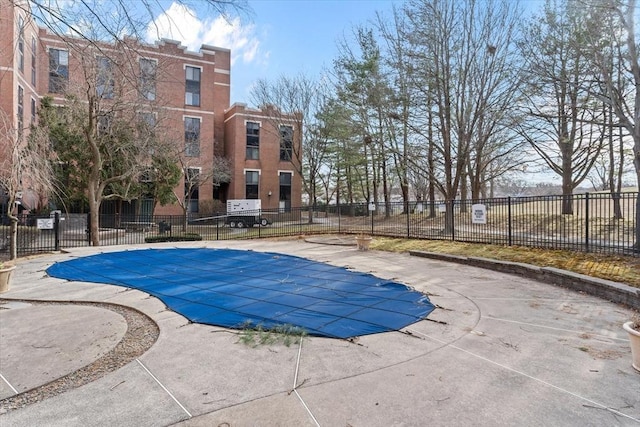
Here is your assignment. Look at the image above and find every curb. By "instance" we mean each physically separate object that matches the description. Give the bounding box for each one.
[408,250,640,311]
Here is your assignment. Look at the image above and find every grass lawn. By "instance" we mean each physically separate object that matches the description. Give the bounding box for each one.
[368,237,640,289]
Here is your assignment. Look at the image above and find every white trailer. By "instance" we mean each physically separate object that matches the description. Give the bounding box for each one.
[226,199,271,228]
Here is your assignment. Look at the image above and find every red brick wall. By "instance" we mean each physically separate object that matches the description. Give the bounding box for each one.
[34,31,231,216]
[223,104,302,211]
[2,2,301,217]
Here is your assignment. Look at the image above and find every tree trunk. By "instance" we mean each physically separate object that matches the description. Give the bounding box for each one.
[307,204,314,224]
[460,174,468,214]
[182,205,188,233]
[444,200,454,235]
[427,110,436,218]
[561,142,574,215]
[88,184,100,246]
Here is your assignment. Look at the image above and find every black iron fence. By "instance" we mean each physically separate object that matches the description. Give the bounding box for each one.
[1,192,637,259]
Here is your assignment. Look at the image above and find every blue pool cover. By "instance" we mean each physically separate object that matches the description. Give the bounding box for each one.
[46,248,435,339]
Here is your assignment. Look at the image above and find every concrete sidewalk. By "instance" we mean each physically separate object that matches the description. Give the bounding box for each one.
[0,240,638,426]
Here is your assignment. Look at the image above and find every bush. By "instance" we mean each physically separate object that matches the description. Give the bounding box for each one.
[198,199,226,215]
[144,233,202,243]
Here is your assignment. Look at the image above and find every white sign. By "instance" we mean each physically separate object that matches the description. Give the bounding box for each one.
[37,218,54,230]
[472,204,487,224]
[438,203,446,213]
[368,202,376,211]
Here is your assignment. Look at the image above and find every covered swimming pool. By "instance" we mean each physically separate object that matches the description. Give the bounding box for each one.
[46,248,435,339]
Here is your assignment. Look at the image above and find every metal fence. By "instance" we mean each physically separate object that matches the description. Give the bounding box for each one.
[1,192,637,259]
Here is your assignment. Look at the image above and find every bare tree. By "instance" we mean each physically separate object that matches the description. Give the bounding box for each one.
[519,0,606,214]
[315,98,363,207]
[176,155,231,232]
[583,0,640,250]
[37,40,163,245]
[333,26,396,215]
[376,7,415,214]
[404,0,523,231]
[7,0,248,246]
[0,110,54,260]
[251,74,326,223]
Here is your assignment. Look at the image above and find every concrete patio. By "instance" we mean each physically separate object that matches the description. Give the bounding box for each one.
[1,239,638,426]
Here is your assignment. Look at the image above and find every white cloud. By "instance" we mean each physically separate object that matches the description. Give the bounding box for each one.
[146,2,267,66]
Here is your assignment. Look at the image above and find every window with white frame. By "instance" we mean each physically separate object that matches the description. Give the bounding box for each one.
[96,56,114,99]
[184,117,200,157]
[49,48,68,93]
[31,36,37,85]
[17,16,24,73]
[97,112,113,135]
[246,121,259,160]
[185,167,201,212]
[245,170,259,199]
[279,172,292,212]
[185,66,201,106]
[17,86,24,139]
[30,97,36,125]
[279,125,293,161]
[138,112,156,154]
[139,58,156,101]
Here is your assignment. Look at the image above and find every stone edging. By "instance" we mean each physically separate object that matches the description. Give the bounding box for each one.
[408,250,640,311]
[0,299,159,413]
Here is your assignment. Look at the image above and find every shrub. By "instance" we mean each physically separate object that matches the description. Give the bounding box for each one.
[144,233,202,243]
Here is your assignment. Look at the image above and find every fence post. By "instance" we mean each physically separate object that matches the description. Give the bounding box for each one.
[86,212,91,245]
[585,192,590,253]
[371,205,374,235]
[508,197,512,247]
[54,212,60,251]
[115,212,119,245]
[406,202,410,239]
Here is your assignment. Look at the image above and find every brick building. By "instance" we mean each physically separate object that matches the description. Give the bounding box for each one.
[1,0,301,218]
[224,103,302,212]
[0,0,41,213]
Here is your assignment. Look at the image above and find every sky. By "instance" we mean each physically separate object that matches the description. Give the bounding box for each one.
[145,0,402,105]
[143,0,566,184]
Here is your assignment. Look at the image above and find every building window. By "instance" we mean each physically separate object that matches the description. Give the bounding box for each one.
[30,97,36,125]
[96,56,114,99]
[138,112,155,133]
[31,36,37,85]
[184,117,200,157]
[245,170,259,199]
[17,16,24,73]
[246,121,260,160]
[185,66,200,106]
[17,86,24,139]
[97,112,113,135]
[49,48,69,93]
[138,112,156,154]
[279,125,293,161]
[279,172,292,212]
[139,58,156,101]
[139,168,154,183]
[185,167,200,213]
